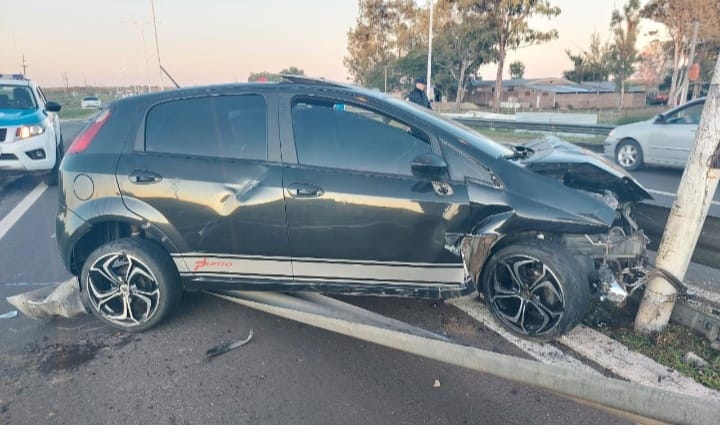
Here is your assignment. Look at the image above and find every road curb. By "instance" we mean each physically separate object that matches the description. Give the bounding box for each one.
[449,296,720,403]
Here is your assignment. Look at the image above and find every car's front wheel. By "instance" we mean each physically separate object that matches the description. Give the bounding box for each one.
[481,241,591,341]
[44,137,63,186]
[80,238,181,332]
[615,139,643,171]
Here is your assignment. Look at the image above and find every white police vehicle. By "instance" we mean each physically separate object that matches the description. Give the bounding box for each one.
[0,73,62,185]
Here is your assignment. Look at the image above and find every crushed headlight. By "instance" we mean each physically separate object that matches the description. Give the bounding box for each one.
[15,124,45,140]
[602,190,619,210]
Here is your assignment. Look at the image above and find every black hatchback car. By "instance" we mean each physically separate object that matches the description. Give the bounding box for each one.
[57,76,651,339]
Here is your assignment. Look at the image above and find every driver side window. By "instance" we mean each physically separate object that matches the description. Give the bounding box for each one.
[291,99,432,176]
[666,103,703,125]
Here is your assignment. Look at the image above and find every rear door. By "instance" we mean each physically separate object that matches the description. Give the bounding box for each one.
[279,91,468,288]
[116,91,293,282]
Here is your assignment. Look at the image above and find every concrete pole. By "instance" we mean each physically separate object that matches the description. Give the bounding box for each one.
[426,0,433,99]
[634,52,720,333]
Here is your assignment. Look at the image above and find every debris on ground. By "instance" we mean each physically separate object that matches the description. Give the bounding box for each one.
[0,310,18,319]
[683,352,710,369]
[6,278,86,320]
[205,330,254,360]
[433,379,441,388]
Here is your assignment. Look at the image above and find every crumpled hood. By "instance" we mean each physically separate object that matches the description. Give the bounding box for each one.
[0,108,45,126]
[518,137,653,203]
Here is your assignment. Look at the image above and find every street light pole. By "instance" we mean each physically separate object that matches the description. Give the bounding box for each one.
[150,0,165,91]
[426,0,433,100]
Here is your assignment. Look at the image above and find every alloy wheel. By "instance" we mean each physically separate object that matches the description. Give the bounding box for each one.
[486,255,565,336]
[86,252,161,327]
[617,144,637,168]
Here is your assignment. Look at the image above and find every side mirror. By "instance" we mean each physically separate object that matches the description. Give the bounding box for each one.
[654,114,665,124]
[46,101,62,112]
[411,152,448,180]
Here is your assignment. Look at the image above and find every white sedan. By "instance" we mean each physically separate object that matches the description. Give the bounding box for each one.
[81,96,102,109]
[604,98,704,171]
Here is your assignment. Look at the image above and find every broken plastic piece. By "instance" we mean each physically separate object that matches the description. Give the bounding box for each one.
[0,310,18,319]
[6,278,87,320]
[205,330,254,359]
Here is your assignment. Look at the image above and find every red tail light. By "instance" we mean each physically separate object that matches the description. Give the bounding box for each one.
[66,109,112,155]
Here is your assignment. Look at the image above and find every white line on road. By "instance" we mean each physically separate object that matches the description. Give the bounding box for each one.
[0,182,48,242]
[647,188,720,207]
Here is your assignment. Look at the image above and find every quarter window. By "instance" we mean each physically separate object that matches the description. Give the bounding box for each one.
[145,95,267,160]
[291,99,431,176]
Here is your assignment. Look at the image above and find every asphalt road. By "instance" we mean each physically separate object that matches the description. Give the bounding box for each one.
[0,122,629,424]
[631,167,720,217]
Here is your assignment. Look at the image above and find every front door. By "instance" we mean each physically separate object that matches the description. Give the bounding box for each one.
[117,92,293,281]
[280,94,468,288]
[649,102,703,166]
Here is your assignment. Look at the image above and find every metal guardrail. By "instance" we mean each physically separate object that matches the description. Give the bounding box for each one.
[453,117,615,136]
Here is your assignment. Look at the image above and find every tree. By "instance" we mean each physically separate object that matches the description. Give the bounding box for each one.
[642,0,720,106]
[563,32,611,83]
[279,66,305,76]
[636,40,671,93]
[247,71,283,82]
[608,0,641,111]
[344,0,418,90]
[509,61,525,79]
[248,67,305,82]
[476,0,561,111]
[434,0,495,110]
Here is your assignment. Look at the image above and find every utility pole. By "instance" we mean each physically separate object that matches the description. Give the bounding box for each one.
[426,0,434,100]
[635,52,720,333]
[679,21,700,105]
[20,54,27,75]
[150,0,165,91]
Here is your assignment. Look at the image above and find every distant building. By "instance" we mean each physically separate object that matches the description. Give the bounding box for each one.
[467,78,646,110]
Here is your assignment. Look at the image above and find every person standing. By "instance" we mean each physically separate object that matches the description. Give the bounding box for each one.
[407,77,432,109]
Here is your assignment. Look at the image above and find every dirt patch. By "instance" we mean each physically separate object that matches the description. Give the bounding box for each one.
[440,311,484,336]
[33,340,106,374]
[23,333,135,375]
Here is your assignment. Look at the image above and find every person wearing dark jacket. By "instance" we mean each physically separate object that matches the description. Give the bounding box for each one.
[407,77,432,109]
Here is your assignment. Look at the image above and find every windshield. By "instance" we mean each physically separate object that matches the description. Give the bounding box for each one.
[0,85,37,110]
[384,95,513,158]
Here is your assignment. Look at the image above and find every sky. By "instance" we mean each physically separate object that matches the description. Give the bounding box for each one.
[0,0,665,88]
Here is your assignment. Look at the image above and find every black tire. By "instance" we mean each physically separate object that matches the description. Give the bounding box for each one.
[615,138,643,171]
[44,137,63,186]
[480,240,591,341]
[79,238,181,332]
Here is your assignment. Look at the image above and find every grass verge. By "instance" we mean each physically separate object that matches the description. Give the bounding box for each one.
[585,302,720,391]
[58,107,97,120]
[470,127,607,146]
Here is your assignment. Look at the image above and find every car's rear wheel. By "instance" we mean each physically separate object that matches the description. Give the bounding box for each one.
[615,139,643,171]
[480,241,590,341]
[80,238,181,332]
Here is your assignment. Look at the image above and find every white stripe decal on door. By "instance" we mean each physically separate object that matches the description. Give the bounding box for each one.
[173,254,464,285]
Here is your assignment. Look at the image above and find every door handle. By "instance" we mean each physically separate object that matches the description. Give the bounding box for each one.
[287,182,324,198]
[129,170,162,184]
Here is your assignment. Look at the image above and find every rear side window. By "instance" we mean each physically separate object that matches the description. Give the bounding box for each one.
[145,95,267,160]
